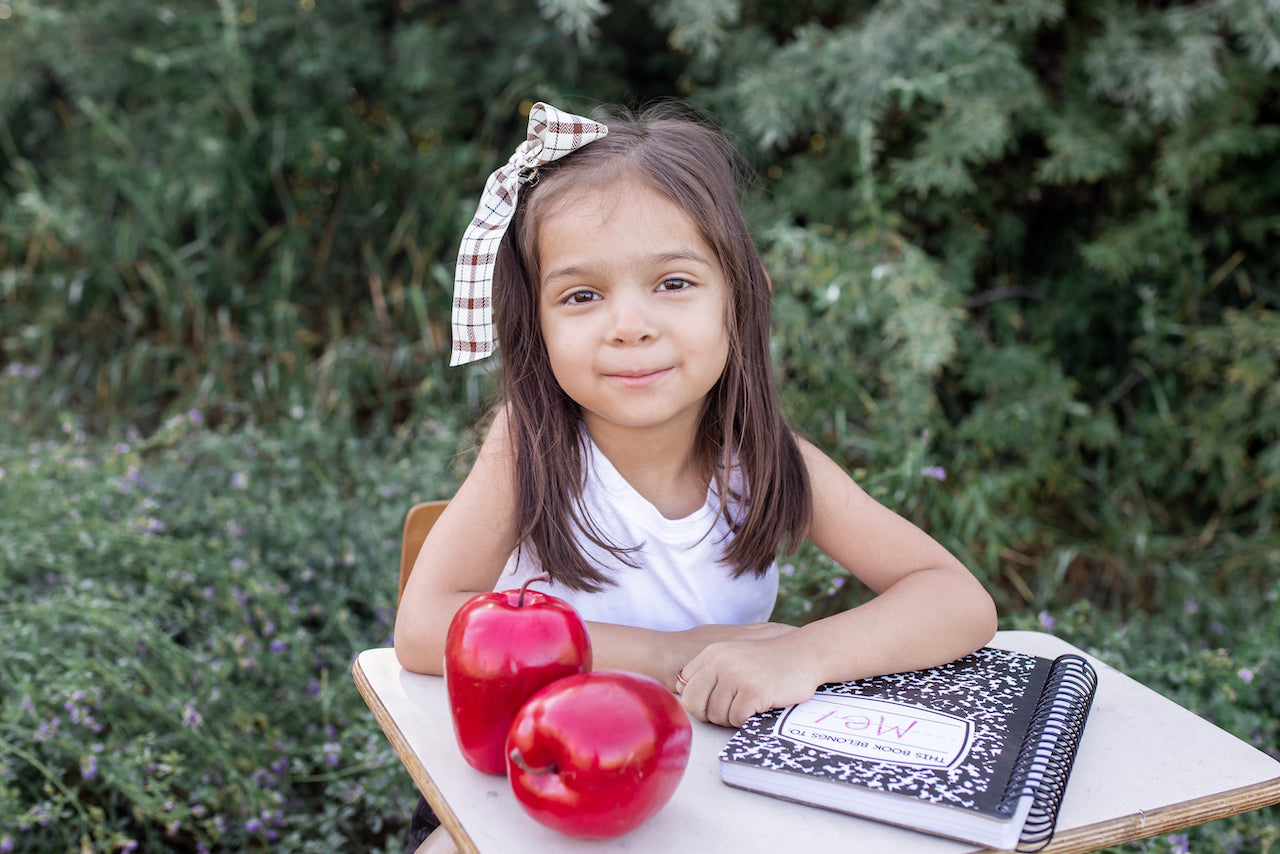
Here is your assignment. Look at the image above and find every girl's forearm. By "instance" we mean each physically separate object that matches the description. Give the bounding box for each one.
[586,621,796,693]
[786,564,997,685]
[582,623,688,691]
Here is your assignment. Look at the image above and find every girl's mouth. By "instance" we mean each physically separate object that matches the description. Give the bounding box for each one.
[606,368,670,388]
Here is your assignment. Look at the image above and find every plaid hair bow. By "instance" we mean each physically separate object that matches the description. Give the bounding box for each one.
[450,102,610,366]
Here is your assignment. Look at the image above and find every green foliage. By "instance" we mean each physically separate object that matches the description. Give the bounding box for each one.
[0,410,466,852]
[0,0,679,431]
[691,0,1280,617]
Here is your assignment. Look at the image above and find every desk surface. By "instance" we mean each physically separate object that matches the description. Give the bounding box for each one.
[353,631,1280,853]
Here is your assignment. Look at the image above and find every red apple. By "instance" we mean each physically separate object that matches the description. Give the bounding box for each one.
[505,670,693,839]
[444,573,591,774]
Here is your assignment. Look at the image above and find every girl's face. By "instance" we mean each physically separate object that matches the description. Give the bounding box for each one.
[536,178,731,444]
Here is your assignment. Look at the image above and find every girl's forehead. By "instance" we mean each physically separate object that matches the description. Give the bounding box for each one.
[537,170,660,216]
[536,179,710,258]
[546,177,676,219]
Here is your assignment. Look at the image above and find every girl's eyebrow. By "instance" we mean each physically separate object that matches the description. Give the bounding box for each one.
[542,249,714,287]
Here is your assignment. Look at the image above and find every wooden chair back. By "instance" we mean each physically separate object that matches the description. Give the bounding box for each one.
[398,500,449,604]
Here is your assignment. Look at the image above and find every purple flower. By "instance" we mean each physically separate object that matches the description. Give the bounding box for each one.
[182,701,204,729]
[230,472,249,491]
[1038,610,1057,632]
[322,742,341,767]
[1,836,14,852]
[33,716,61,743]
[1168,833,1189,854]
[1237,668,1255,685]
[80,754,98,781]
[921,466,947,482]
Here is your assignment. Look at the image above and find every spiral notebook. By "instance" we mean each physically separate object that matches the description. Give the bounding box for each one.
[718,647,1098,852]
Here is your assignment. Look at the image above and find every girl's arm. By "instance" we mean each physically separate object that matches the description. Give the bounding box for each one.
[393,409,524,674]
[677,436,998,727]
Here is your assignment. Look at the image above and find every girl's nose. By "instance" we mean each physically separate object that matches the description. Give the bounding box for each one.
[609,292,654,344]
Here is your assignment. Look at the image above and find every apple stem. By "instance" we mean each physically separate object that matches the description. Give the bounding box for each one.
[517,572,551,608]
[509,747,557,776]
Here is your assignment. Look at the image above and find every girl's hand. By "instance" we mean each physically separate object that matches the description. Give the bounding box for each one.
[664,622,795,693]
[676,632,819,728]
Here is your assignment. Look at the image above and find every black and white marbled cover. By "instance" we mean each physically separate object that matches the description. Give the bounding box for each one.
[718,647,1053,819]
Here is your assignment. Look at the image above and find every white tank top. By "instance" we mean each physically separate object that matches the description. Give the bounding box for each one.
[495,435,778,631]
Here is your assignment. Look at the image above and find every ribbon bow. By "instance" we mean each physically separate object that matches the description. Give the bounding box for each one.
[450,102,610,366]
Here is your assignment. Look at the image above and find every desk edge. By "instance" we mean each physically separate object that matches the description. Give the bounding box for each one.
[352,653,480,854]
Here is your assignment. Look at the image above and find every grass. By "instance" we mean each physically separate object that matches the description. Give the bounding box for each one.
[0,395,1275,852]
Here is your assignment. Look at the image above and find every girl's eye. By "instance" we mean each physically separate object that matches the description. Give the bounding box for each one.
[659,278,692,292]
[563,290,599,305]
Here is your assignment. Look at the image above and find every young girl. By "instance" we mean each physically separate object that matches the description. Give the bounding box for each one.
[393,100,996,846]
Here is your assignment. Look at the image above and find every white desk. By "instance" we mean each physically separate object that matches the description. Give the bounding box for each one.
[353,631,1280,853]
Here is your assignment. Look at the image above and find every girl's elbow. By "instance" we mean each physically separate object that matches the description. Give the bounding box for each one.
[967,585,999,650]
[393,624,445,676]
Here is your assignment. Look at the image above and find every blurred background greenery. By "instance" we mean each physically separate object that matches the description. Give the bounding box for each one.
[1,0,1276,851]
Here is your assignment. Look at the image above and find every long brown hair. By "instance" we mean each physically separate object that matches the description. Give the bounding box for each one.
[492,102,811,591]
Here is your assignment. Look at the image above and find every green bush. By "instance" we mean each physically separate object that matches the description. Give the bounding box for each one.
[699,0,1280,619]
[0,410,468,851]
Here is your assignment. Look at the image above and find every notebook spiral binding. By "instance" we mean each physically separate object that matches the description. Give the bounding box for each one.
[998,653,1099,853]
